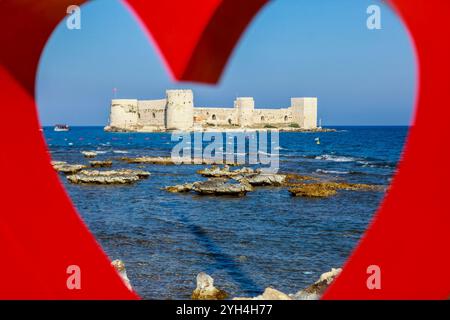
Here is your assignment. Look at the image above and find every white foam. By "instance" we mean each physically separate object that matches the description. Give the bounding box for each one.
[315,154,356,162]
[316,169,349,175]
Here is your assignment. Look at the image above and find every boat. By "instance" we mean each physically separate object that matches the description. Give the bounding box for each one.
[54,124,70,132]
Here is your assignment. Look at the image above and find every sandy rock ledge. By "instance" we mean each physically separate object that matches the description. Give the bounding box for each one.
[66,169,150,184]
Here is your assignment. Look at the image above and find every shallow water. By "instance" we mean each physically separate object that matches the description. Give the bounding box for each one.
[44,126,408,299]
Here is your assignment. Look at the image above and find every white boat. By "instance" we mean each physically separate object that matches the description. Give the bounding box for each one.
[54,124,70,132]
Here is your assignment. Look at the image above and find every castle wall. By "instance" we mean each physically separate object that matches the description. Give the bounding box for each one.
[252,108,292,125]
[107,91,317,131]
[291,97,318,129]
[109,99,139,129]
[137,99,166,129]
[166,90,194,130]
[235,97,254,127]
[194,107,238,126]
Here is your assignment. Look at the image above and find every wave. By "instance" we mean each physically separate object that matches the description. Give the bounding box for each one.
[357,160,396,169]
[113,150,129,154]
[315,169,349,175]
[314,154,358,162]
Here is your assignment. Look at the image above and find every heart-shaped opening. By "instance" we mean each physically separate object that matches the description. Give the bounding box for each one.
[36,0,417,299]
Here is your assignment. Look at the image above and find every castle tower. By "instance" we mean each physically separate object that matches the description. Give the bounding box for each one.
[234,97,255,127]
[290,97,318,129]
[165,89,194,130]
[109,99,139,129]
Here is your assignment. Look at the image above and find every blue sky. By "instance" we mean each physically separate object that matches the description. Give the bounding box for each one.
[36,0,416,126]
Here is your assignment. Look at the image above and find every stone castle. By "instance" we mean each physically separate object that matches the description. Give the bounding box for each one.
[104,89,317,132]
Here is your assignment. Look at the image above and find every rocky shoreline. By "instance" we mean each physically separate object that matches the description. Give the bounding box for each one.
[52,153,385,197]
[164,164,384,198]
[112,258,341,300]
[52,151,381,299]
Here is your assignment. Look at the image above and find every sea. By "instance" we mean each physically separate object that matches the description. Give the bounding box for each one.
[44,126,408,299]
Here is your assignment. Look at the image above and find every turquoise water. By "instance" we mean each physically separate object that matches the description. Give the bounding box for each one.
[44,126,408,299]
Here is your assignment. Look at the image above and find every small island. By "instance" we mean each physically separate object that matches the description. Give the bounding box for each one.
[104,89,332,132]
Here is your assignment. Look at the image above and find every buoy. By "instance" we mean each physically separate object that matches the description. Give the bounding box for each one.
[315,137,320,145]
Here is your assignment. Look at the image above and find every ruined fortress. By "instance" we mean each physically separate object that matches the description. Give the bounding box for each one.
[104,89,318,132]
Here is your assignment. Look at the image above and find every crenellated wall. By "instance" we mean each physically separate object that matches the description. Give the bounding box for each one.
[105,90,317,132]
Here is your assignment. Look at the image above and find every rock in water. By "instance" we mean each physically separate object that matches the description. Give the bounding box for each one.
[289,182,382,198]
[290,267,342,300]
[234,287,292,300]
[77,169,150,178]
[111,259,132,291]
[52,162,87,174]
[165,178,253,196]
[289,183,338,197]
[317,267,342,284]
[233,268,342,300]
[165,183,194,193]
[66,169,150,184]
[192,178,253,196]
[191,272,227,300]
[121,156,240,166]
[234,173,286,186]
[89,160,113,168]
[121,156,176,165]
[81,151,98,158]
[197,165,255,178]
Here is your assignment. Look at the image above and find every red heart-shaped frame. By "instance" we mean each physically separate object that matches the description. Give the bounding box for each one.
[0,0,448,299]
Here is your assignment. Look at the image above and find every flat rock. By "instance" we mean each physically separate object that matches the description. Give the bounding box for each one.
[89,160,113,168]
[52,162,87,174]
[165,178,253,196]
[121,156,176,165]
[67,173,140,184]
[121,156,240,166]
[197,165,255,177]
[81,151,98,158]
[191,272,227,300]
[234,287,292,300]
[51,160,67,166]
[289,182,382,198]
[165,183,194,193]
[234,173,286,186]
[78,169,150,178]
[66,169,150,184]
[283,173,319,186]
[192,178,253,196]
